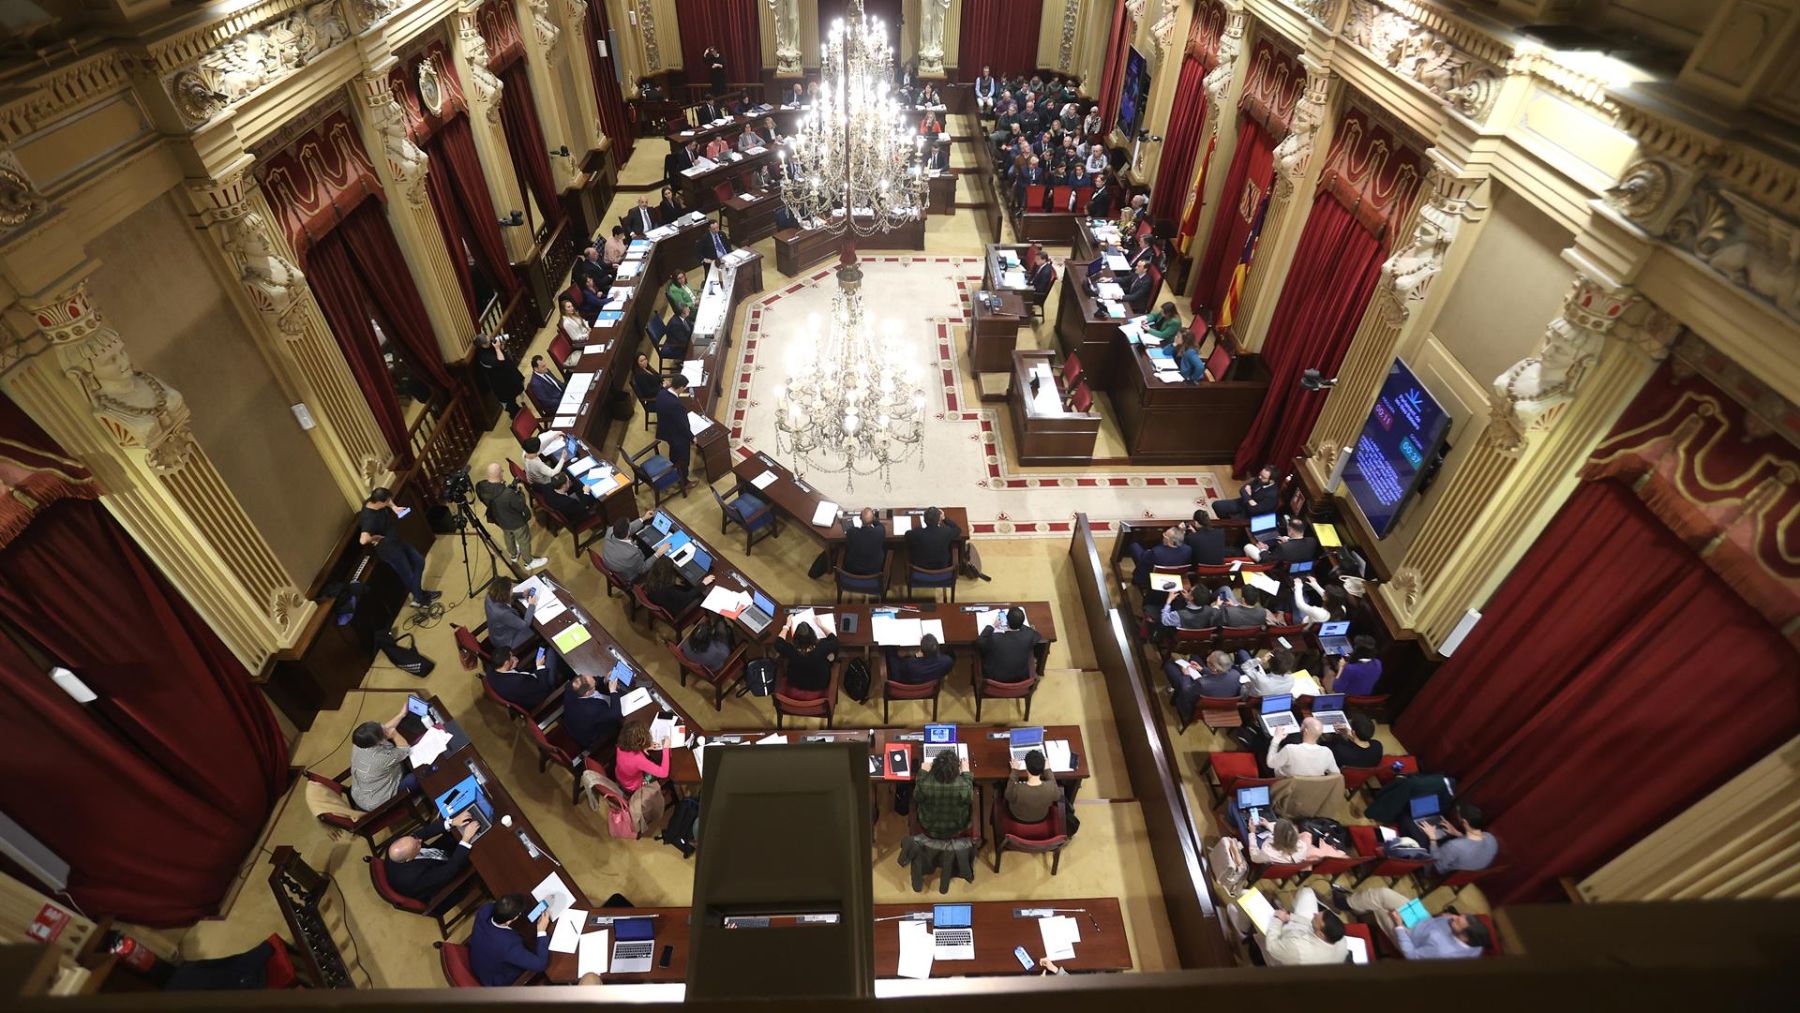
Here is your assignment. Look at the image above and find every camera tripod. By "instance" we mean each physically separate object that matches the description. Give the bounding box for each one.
[445,494,513,600]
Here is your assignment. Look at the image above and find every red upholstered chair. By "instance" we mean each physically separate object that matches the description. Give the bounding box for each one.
[1067,379,1093,414]
[1060,351,1084,387]
[1178,693,1244,735]
[364,844,483,939]
[1418,862,1510,899]
[523,718,591,804]
[1022,183,1046,212]
[512,405,543,443]
[971,652,1041,723]
[1049,185,1073,212]
[1355,753,1418,796]
[507,460,528,485]
[436,941,481,987]
[1249,858,1313,884]
[991,790,1071,875]
[1147,265,1163,307]
[773,660,841,728]
[530,483,607,556]
[1342,922,1377,962]
[668,636,749,711]
[1348,824,1432,887]
[1340,765,1386,796]
[1202,752,1264,797]
[451,623,491,672]
[908,781,983,850]
[1346,693,1394,723]
[631,583,699,640]
[1204,342,1233,381]
[1305,851,1374,884]
[587,549,638,619]
[1217,624,1264,649]
[302,769,416,854]
[879,649,949,723]
[1159,626,1219,668]
[548,331,577,376]
[713,181,736,204]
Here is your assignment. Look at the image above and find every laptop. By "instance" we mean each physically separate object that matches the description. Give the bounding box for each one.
[924,724,957,746]
[738,590,776,635]
[1288,559,1314,574]
[932,904,974,960]
[671,540,713,584]
[1258,694,1299,737]
[611,917,656,972]
[1410,794,1452,835]
[1249,512,1279,536]
[1310,693,1348,730]
[1317,619,1353,656]
[1009,726,1046,764]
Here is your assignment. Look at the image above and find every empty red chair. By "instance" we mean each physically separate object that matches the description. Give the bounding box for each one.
[1049,184,1072,212]
[991,791,1071,875]
[511,405,541,444]
[1203,752,1263,796]
[451,623,491,671]
[1184,694,1245,734]
[1073,186,1093,214]
[1022,183,1046,211]
[1068,379,1093,414]
[1342,922,1377,962]
[1204,343,1233,381]
[713,181,735,204]
[1348,823,1431,887]
[436,941,482,987]
[1060,351,1083,386]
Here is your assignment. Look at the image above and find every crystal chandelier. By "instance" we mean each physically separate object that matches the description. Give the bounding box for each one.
[777,0,929,233]
[771,266,927,491]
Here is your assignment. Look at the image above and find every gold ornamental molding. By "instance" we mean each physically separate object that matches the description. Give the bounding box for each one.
[1058,1,1083,74]
[157,0,354,129]
[635,0,662,72]
[0,52,137,146]
[1340,0,1506,123]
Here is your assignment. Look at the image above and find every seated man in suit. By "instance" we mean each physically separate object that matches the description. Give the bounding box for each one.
[1120,258,1154,315]
[562,672,625,754]
[537,471,596,524]
[572,246,609,293]
[1013,156,1045,207]
[469,893,551,986]
[695,219,732,268]
[976,607,1045,684]
[382,814,478,906]
[660,301,695,360]
[1159,577,1223,631]
[600,509,664,583]
[486,646,568,712]
[887,633,954,685]
[1214,465,1279,519]
[1181,510,1229,565]
[904,506,959,572]
[1164,649,1241,715]
[1248,515,1319,564]
[928,141,951,172]
[525,356,566,415]
[840,507,886,575]
[1028,249,1056,299]
[626,195,659,238]
[1128,525,1194,590]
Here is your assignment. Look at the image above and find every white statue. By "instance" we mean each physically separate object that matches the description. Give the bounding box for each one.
[67,326,192,470]
[222,211,309,334]
[917,0,951,76]
[1378,203,1454,317]
[374,96,430,206]
[1274,81,1326,183]
[1491,317,1602,436]
[768,0,802,75]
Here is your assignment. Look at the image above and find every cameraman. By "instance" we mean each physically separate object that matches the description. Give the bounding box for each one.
[476,463,546,572]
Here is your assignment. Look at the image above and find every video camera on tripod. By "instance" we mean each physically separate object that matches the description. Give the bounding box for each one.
[435,465,512,596]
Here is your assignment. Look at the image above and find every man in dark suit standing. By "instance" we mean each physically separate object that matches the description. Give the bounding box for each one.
[696,219,732,268]
[525,356,565,415]
[977,607,1045,683]
[562,673,624,754]
[1182,510,1228,565]
[1121,259,1154,315]
[626,195,658,238]
[905,506,959,572]
[654,373,694,486]
[382,816,478,905]
[841,507,886,575]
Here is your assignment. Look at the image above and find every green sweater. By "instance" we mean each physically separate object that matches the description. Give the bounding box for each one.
[1143,312,1181,342]
[666,281,696,313]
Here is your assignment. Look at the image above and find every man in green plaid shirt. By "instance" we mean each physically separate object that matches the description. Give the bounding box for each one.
[915,750,974,838]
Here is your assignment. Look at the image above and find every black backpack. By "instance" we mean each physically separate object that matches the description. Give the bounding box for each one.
[376,630,435,678]
[843,657,872,703]
[744,659,775,696]
[659,797,700,858]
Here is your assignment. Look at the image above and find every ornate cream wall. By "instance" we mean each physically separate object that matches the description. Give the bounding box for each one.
[0,0,618,671]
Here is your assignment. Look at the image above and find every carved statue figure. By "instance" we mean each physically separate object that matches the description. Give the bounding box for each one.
[222,212,309,333]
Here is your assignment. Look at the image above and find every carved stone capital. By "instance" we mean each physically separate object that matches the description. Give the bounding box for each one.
[1202,8,1246,137]
[1342,0,1503,123]
[1488,276,1638,453]
[1149,0,1182,62]
[347,0,399,33]
[1374,163,1485,326]
[1663,180,1800,323]
[223,210,312,337]
[358,75,430,208]
[268,585,310,632]
[1273,67,1330,184]
[1127,0,1149,29]
[457,3,507,122]
[1387,564,1423,625]
[0,150,52,236]
[32,284,195,474]
[527,0,560,48]
[162,2,352,129]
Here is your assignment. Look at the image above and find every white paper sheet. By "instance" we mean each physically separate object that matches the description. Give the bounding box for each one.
[897,920,935,980]
[1104,253,1130,272]
[701,585,750,616]
[532,872,576,919]
[532,596,568,625]
[750,470,779,490]
[1345,934,1370,964]
[1045,739,1074,772]
[920,619,945,643]
[757,734,788,746]
[577,929,610,976]
[552,414,578,428]
[620,686,654,716]
[687,411,715,433]
[1095,282,1125,300]
[550,909,586,953]
[1242,571,1281,596]
[1038,916,1079,961]
[408,727,453,767]
[811,500,840,527]
[871,615,923,646]
[891,513,914,534]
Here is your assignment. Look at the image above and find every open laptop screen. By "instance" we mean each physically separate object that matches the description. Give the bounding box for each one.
[1011,726,1045,748]
[1236,785,1271,810]
[932,904,972,928]
[1260,694,1293,715]
[1319,620,1351,638]
[1289,559,1313,573]
[751,590,775,615]
[1249,512,1278,535]
[1410,795,1442,820]
[1311,694,1344,712]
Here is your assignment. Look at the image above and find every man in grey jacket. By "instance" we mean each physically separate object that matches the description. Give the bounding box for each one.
[475,462,545,571]
[600,509,667,583]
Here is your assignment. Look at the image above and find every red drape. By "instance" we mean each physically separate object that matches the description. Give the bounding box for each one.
[1193,116,1272,315]
[585,0,636,164]
[1095,0,1132,129]
[676,0,762,93]
[257,112,385,261]
[1151,51,1209,225]
[497,63,564,230]
[957,0,1044,78]
[303,224,408,456]
[424,116,519,319]
[1231,192,1384,475]
[1395,481,1800,903]
[0,394,97,546]
[0,498,290,925]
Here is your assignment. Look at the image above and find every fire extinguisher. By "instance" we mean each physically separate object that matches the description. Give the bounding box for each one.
[103,930,166,978]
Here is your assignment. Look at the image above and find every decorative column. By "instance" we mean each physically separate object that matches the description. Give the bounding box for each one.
[348,66,476,362]
[1306,151,1489,467]
[1234,58,1333,350]
[1056,0,1084,76]
[452,1,534,264]
[1132,0,1193,185]
[515,0,583,189]
[1,278,313,671]
[1381,270,1680,644]
[916,0,951,78]
[768,0,803,77]
[558,0,606,154]
[1184,1,1245,302]
[181,169,393,500]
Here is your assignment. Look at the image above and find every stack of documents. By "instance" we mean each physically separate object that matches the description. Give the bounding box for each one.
[550,909,586,954]
[1038,916,1082,960]
[897,920,934,979]
[785,608,837,637]
[1001,269,1027,288]
[680,360,708,387]
[702,585,751,617]
[1095,281,1125,301]
[687,411,715,434]
[1104,252,1130,272]
[616,259,645,279]
[750,470,779,490]
[811,500,840,527]
[408,727,454,766]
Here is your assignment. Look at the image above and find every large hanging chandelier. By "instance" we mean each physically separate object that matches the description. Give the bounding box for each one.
[771,268,927,491]
[777,0,929,233]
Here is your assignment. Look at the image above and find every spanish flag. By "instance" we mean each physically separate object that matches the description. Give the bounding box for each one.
[1217,188,1270,330]
[1174,136,1216,256]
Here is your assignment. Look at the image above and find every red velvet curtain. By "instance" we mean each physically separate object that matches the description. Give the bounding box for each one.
[303,224,408,456]
[1151,50,1209,225]
[957,0,1044,77]
[585,0,636,163]
[497,63,564,230]
[1231,192,1384,475]
[1096,0,1132,128]
[676,0,762,93]
[1396,481,1800,903]
[0,497,290,925]
[423,115,519,319]
[1193,116,1272,315]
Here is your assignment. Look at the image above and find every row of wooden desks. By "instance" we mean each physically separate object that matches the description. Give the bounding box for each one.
[666,724,1089,785]
[545,898,1129,983]
[729,450,970,553]
[664,103,805,152]
[674,147,779,213]
[775,213,927,275]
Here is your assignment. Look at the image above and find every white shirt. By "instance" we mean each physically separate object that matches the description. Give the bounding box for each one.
[1086,151,1109,174]
[1268,739,1340,778]
[561,315,588,344]
[1262,887,1349,966]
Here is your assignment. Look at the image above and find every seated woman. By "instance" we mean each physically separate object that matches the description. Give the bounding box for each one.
[642,555,707,619]
[680,614,735,674]
[576,278,608,321]
[629,352,663,402]
[773,621,838,699]
[1175,328,1207,383]
[919,111,943,136]
[738,124,765,151]
[656,185,686,223]
[665,270,697,315]
[559,298,589,345]
[1143,302,1182,343]
[1249,817,1348,866]
[612,723,671,794]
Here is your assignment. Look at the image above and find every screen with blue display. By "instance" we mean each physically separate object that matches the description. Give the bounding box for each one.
[1341,359,1450,538]
[1116,48,1148,138]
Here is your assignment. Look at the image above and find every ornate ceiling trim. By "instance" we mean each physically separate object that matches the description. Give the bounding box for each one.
[1341,0,1505,123]
[158,0,354,129]
[0,52,135,146]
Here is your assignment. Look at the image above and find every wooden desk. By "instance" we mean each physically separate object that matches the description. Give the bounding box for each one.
[928,170,958,215]
[721,189,785,246]
[1054,261,1126,386]
[1073,217,1125,264]
[1106,331,1271,465]
[828,599,1058,654]
[674,147,777,213]
[667,723,1086,785]
[729,450,969,553]
[523,573,704,732]
[1008,350,1099,467]
[983,244,1037,302]
[682,251,765,420]
[774,215,927,275]
[548,907,690,984]
[665,103,803,152]
[968,290,1026,375]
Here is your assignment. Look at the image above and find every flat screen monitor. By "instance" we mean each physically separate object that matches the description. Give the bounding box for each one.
[1341,359,1451,537]
[1116,47,1149,138]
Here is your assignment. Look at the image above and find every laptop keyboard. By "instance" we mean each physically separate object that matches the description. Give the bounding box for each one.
[614,942,654,960]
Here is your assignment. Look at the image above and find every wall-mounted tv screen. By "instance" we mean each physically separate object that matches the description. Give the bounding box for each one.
[1116,47,1148,138]
[1341,359,1451,538]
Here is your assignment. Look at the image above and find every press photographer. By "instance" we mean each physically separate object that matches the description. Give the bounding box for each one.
[475,462,546,573]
